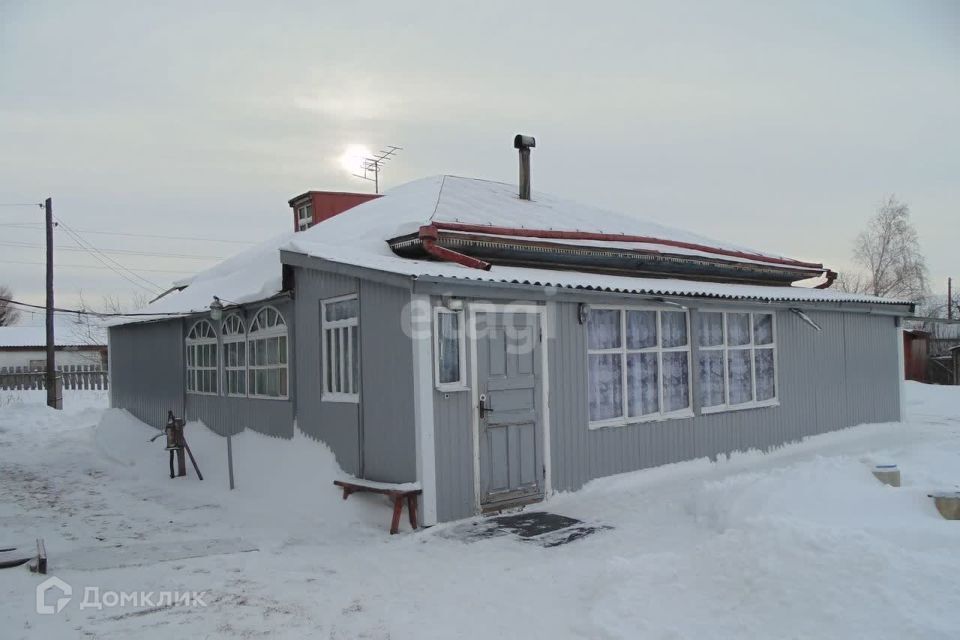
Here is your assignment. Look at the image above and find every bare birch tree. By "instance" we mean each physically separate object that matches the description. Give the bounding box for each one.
[0,285,21,326]
[839,196,929,300]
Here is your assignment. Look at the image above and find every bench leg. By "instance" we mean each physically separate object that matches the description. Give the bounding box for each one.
[390,495,404,535]
[341,487,354,500]
[407,494,418,530]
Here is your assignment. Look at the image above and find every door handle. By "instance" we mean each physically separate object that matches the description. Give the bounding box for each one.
[478,393,489,419]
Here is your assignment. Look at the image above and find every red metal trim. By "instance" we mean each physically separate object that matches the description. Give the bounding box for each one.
[429,222,825,271]
[418,225,491,270]
[814,270,838,289]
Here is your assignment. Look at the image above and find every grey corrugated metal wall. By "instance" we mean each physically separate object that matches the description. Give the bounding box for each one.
[357,279,417,483]
[547,303,901,492]
[181,298,296,439]
[295,268,362,473]
[293,266,417,482]
[432,300,901,519]
[109,319,184,429]
[433,347,476,522]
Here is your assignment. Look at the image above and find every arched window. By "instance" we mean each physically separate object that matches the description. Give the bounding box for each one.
[221,313,247,396]
[186,320,218,395]
[247,306,288,398]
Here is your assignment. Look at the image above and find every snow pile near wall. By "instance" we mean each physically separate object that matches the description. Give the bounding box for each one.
[92,409,391,535]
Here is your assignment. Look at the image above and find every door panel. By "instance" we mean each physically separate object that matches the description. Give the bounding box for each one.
[476,310,543,507]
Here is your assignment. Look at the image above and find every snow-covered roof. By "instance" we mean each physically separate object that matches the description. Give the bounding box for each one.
[117,175,913,326]
[107,231,295,325]
[284,175,911,307]
[0,323,106,348]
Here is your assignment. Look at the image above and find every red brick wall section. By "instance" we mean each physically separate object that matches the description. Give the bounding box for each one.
[310,192,381,224]
[290,191,381,231]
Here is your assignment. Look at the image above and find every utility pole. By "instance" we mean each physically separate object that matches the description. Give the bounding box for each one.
[44,197,58,409]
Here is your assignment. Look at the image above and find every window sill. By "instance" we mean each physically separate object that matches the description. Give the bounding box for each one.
[589,409,695,430]
[322,394,359,404]
[247,394,289,401]
[187,391,219,397]
[700,399,779,415]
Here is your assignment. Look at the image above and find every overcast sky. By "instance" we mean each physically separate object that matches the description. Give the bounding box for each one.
[1,0,957,321]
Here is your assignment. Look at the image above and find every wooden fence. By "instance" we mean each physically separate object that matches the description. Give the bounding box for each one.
[0,364,109,391]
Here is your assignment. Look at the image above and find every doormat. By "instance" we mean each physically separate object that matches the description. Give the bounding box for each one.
[443,511,611,547]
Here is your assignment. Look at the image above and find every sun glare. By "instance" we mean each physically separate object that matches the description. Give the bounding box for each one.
[338,144,372,174]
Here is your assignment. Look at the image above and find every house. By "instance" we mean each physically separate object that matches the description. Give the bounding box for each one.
[108,140,914,525]
[0,323,107,371]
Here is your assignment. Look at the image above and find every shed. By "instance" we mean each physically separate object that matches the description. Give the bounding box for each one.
[108,171,914,525]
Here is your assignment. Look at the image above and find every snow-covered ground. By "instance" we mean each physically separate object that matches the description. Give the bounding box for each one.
[1,384,959,639]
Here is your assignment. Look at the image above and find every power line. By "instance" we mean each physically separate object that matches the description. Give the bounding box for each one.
[0,259,194,274]
[0,240,224,260]
[54,218,162,293]
[0,222,256,245]
[0,296,189,318]
[0,203,42,207]
[70,229,256,245]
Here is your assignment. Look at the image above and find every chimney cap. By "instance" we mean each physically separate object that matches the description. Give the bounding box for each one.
[514,134,536,150]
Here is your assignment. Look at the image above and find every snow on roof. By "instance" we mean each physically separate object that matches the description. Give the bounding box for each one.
[390,175,799,265]
[283,175,911,307]
[107,231,295,325]
[0,322,106,348]
[116,175,912,327]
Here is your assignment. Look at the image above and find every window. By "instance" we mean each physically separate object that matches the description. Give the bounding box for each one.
[321,294,359,402]
[434,306,466,390]
[186,320,218,395]
[296,202,313,231]
[221,313,247,396]
[696,311,777,412]
[587,307,692,426]
[247,306,288,398]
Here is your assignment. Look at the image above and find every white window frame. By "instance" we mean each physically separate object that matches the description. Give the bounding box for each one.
[321,293,360,403]
[247,305,289,400]
[296,202,313,231]
[186,319,219,396]
[697,310,779,415]
[433,306,467,391]
[587,305,694,429]
[221,313,247,397]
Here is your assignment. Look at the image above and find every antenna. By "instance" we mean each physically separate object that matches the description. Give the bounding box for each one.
[352,145,402,194]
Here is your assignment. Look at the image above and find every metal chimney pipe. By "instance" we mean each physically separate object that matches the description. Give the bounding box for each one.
[513,134,536,200]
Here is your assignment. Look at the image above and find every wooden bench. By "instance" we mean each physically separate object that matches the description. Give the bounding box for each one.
[334,479,422,534]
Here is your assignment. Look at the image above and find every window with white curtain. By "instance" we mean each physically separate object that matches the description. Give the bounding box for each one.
[587,307,692,426]
[434,306,466,390]
[321,294,359,402]
[696,311,777,412]
[247,306,288,399]
[221,313,247,396]
[186,320,218,395]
